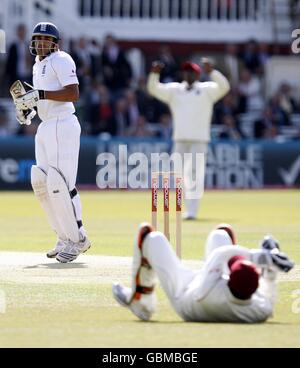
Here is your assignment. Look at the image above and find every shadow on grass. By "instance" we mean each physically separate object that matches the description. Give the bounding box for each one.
[23,262,89,270]
[183,218,236,224]
[127,320,295,326]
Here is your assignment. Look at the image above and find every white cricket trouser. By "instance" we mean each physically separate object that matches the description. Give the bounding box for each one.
[35,114,84,232]
[172,141,207,218]
[142,229,230,318]
[35,114,80,189]
[142,231,196,318]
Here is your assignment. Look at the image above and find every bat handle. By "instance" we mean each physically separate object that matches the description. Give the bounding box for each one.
[24,81,35,90]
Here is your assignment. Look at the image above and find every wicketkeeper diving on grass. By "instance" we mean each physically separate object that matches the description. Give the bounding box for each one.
[113,223,294,323]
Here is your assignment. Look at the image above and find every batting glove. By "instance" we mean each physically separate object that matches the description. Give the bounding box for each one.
[16,107,36,125]
[15,89,45,110]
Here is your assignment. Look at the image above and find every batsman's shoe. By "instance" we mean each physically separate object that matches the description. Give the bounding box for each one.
[46,239,66,258]
[112,283,156,321]
[56,237,91,263]
[217,223,237,245]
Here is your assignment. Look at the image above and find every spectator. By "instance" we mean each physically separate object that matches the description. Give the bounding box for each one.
[112,97,130,136]
[90,84,115,136]
[135,76,155,120]
[276,82,299,117]
[219,115,243,140]
[254,106,279,139]
[71,37,93,90]
[269,94,289,126]
[128,115,153,137]
[157,44,178,83]
[101,34,132,98]
[126,48,146,88]
[124,89,140,129]
[0,106,10,137]
[258,42,271,72]
[238,69,264,112]
[5,24,32,89]
[158,113,172,139]
[241,39,261,74]
[222,44,241,88]
[84,81,102,133]
[213,92,239,124]
[88,39,102,80]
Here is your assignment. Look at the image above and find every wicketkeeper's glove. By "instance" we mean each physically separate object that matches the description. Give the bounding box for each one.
[269,248,294,273]
[260,235,294,273]
[260,235,280,251]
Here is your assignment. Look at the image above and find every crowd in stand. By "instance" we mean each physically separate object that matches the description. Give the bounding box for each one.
[0,24,300,140]
[212,40,300,139]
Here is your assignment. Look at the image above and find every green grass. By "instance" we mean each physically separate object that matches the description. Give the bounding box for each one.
[0,190,299,347]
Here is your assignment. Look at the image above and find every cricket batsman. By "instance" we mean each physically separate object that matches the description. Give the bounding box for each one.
[147,59,230,220]
[13,22,90,263]
[113,223,294,323]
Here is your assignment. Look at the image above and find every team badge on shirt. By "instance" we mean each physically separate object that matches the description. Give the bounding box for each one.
[69,69,77,78]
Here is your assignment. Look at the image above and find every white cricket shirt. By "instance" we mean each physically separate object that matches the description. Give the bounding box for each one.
[180,246,273,323]
[147,70,230,142]
[33,51,79,121]
[181,276,273,323]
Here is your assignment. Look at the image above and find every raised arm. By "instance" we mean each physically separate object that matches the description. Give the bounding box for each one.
[202,58,230,102]
[147,61,176,104]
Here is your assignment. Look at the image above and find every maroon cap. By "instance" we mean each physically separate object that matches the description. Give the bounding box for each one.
[228,256,259,300]
[181,61,201,76]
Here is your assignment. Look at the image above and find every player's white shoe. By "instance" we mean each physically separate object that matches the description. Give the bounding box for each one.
[46,239,66,258]
[112,283,156,321]
[183,213,197,221]
[56,237,91,263]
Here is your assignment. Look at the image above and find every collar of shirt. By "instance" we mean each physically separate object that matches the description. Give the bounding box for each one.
[35,50,59,64]
[182,81,198,91]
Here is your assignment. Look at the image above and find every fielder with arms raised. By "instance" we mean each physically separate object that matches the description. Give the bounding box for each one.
[13,22,90,263]
[147,59,230,220]
[113,223,294,322]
